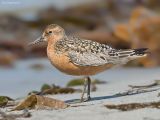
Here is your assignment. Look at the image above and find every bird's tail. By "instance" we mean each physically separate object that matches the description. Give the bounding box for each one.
[118,48,149,60]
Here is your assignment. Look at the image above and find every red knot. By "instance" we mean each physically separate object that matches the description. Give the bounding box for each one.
[29,24,148,102]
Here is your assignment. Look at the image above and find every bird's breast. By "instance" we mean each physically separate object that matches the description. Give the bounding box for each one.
[47,44,113,76]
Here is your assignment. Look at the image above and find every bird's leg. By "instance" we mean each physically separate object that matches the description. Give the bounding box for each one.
[87,76,91,101]
[80,76,91,102]
[80,77,88,102]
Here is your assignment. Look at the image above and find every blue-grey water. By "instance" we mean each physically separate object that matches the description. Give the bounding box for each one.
[0,58,160,99]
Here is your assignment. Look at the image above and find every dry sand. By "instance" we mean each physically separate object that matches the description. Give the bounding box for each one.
[1,71,160,120]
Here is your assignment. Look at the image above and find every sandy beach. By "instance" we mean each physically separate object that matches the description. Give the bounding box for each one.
[0,60,160,120]
[24,80,160,120]
[20,80,160,120]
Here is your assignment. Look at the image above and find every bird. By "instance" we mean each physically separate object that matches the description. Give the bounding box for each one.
[29,24,148,102]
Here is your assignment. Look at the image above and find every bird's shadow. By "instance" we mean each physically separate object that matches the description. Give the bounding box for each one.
[65,88,158,104]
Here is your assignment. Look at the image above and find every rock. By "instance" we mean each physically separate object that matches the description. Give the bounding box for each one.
[0,15,31,44]
[114,24,130,42]
[129,7,160,67]
[0,51,16,67]
[0,40,28,59]
[114,7,160,67]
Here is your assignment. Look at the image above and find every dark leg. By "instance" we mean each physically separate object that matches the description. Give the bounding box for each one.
[80,76,91,102]
[87,76,91,101]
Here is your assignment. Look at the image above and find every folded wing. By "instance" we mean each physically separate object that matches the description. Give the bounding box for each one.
[68,51,110,66]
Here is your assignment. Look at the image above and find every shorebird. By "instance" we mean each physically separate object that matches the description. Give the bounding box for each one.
[29,24,148,102]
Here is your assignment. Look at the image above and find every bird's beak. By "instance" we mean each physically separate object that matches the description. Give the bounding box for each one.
[28,36,45,46]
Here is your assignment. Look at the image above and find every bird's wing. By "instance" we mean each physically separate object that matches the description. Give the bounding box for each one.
[63,36,116,66]
[68,51,110,66]
[66,36,148,66]
[68,48,148,66]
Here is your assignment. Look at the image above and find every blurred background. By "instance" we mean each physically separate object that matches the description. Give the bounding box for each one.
[0,0,160,98]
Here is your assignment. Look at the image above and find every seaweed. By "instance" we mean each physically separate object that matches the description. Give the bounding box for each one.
[28,84,80,95]
[0,96,14,107]
[12,95,69,111]
[105,101,160,111]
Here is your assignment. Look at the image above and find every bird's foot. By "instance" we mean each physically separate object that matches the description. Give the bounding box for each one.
[80,96,91,102]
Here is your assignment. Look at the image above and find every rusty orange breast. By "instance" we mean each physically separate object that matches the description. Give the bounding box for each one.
[47,42,113,76]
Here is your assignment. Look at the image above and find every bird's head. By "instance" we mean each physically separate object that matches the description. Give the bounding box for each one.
[29,24,65,46]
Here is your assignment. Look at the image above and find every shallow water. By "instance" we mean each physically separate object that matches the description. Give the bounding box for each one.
[0,58,160,99]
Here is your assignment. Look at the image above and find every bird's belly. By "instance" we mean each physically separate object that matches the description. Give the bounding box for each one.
[47,52,113,76]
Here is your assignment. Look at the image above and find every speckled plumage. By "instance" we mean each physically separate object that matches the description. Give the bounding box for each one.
[29,24,148,102]
[55,36,112,53]
[54,35,147,66]
[54,35,115,66]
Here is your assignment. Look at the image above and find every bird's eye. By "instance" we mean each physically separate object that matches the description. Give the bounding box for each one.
[48,31,52,34]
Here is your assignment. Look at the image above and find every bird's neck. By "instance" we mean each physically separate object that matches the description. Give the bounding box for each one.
[48,33,66,44]
[47,34,66,54]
